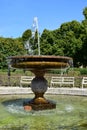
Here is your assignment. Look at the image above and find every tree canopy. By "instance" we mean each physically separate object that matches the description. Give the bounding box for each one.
[0,7,87,69]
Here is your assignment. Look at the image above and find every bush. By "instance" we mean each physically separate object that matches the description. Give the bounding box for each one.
[79,68,87,75]
[74,68,87,75]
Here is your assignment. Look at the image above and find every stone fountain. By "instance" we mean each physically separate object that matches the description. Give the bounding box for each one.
[7,18,73,110]
[8,55,73,110]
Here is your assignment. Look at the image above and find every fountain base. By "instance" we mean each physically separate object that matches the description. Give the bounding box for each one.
[23,97,56,111]
[22,75,55,110]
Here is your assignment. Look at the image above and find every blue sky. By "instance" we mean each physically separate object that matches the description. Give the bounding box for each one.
[0,0,87,38]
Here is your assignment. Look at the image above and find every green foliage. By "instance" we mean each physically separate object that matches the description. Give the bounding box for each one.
[48,69,61,74]
[83,7,87,19]
[76,68,87,75]
[67,69,80,76]
[70,68,87,75]
[22,29,32,42]
[0,37,25,69]
[22,29,39,55]
[48,68,87,76]
[40,12,87,67]
[1,7,87,68]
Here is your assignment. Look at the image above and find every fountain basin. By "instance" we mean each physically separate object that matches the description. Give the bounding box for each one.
[8,55,72,70]
[1,94,87,130]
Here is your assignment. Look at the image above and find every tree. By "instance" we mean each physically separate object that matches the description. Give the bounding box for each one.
[83,7,87,20]
[0,37,24,69]
[22,29,32,42]
[80,7,87,67]
[40,29,55,55]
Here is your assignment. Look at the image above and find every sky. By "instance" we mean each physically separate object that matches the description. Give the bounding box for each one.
[0,0,87,38]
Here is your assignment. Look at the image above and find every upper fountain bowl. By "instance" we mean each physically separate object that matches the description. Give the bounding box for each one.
[8,55,73,70]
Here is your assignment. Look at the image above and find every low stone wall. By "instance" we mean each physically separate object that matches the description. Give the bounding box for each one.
[0,87,87,96]
[47,87,87,96]
[0,87,32,95]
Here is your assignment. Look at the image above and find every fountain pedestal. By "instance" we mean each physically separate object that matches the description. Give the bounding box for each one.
[23,69,56,110]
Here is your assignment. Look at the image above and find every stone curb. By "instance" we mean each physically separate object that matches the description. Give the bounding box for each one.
[0,87,87,96]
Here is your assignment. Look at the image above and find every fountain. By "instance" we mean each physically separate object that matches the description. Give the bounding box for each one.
[7,17,73,110]
[8,55,73,110]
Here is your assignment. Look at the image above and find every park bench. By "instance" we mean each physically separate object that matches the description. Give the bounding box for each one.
[50,77,63,87]
[50,76,74,87]
[82,77,87,88]
[20,76,34,87]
